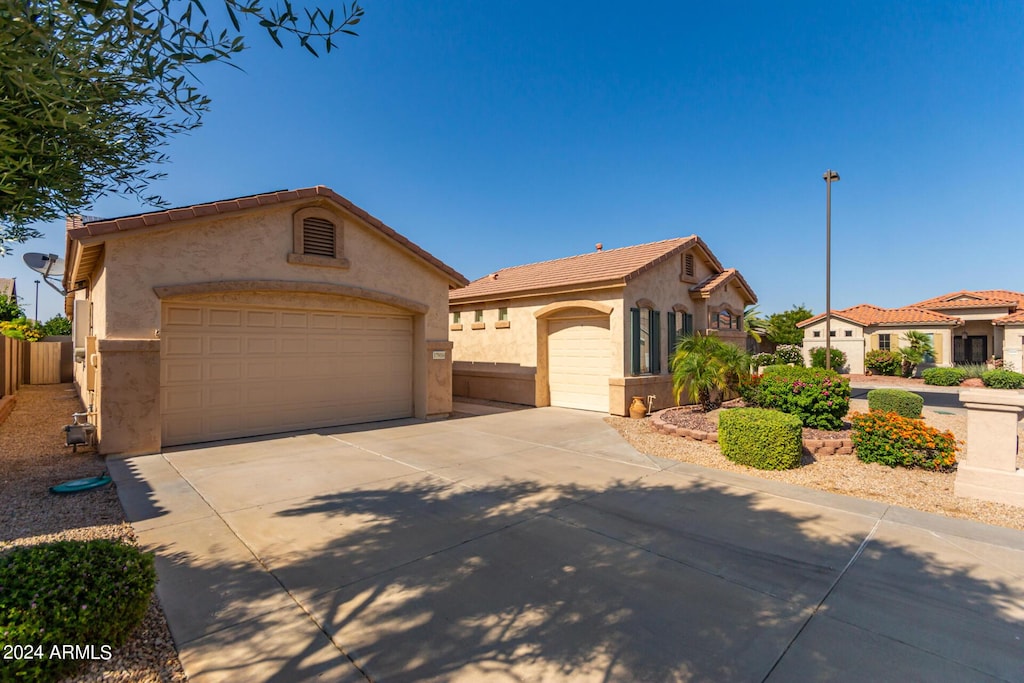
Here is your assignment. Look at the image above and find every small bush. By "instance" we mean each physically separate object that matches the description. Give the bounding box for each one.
[737,373,762,406]
[958,363,988,379]
[758,365,851,430]
[981,368,1024,389]
[0,540,156,682]
[922,367,967,386]
[39,314,72,337]
[810,347,847,371]
[867,388,923,419]
[851,411,958,471]
[750,352,776,370]
[865,349,902,376]
[719,408,803,470]
[0,317,43,342]
[773,344,804,366]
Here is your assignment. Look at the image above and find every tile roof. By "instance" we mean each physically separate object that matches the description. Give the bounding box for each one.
[688,268,757,303]
[909,289,1024,311]
[65,186,468,286]
[449,236,721,302]
[994,310,1024,325]
[799,304,960,327]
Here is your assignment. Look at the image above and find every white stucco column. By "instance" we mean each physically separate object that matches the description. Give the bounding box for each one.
[954,388,1024,507]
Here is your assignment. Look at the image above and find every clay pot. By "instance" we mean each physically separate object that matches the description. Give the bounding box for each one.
[629,396,647,419]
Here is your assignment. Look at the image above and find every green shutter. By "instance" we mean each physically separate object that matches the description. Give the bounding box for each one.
[684,313,693,336]
[630,308,641,375]
[667,311,677,361]
[651,310,662,374]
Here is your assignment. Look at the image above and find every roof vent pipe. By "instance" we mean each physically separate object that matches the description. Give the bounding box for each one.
[596,243,603,251]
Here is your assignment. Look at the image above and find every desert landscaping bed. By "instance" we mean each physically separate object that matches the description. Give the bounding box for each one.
[608,397,1024,532]
[0,384,185,683]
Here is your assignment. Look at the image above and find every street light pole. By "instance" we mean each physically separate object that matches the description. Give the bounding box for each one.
[823,170,840,370]
[34,280,40,324]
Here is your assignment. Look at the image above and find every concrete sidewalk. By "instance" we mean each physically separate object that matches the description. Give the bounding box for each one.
[110,408,1024,682]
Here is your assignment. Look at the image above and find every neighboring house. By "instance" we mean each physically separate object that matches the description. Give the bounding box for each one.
[0,278,16,302]
[798,290,1024,374]
[449,237,757,416]
[63,186,467,455]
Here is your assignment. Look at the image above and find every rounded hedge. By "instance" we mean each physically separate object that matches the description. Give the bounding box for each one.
[719,407,803,470]
[922,367,966,386]
[0,540,156,682]
[981,368,1024,389]
[758,365,850,430]
[867,388,924,419]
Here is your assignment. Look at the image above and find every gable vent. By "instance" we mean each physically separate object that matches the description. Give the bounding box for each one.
[302,217,336,257]
[684,253,695,278]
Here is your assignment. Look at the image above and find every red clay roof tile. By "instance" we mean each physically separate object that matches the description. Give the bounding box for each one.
[799,304,960,327]
[449,236,746,302]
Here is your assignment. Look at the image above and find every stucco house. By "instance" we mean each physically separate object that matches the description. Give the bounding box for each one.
[449,237,757,416]
[797,290,1024,374]
[63,186,467,455]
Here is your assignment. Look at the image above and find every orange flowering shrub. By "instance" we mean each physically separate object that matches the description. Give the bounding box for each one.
[850,411,959,471]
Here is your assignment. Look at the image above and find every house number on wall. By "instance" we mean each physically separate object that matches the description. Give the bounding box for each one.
[432,351,447,360]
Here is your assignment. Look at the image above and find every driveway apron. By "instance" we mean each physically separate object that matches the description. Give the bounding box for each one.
[109,407,1024,682]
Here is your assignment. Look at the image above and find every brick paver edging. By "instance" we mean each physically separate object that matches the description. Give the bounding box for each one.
[648,407,854,456]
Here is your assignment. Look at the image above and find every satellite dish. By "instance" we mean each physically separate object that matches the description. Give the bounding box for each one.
[23,253,64,277]
[23,252,66,295]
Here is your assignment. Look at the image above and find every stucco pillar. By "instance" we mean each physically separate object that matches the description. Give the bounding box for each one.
[954,388,1024,507]
[97,339,161,456]
[425,340,454,419]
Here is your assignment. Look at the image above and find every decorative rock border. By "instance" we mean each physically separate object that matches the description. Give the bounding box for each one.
[649,407,853,456]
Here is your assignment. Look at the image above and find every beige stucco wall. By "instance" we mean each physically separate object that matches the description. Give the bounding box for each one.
[450,246,755,416]
[1002,325,1024,372]
[71,200,456,454]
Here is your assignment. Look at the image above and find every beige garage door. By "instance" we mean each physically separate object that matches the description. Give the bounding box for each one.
[161,303,413,446]
[547,316,610,412]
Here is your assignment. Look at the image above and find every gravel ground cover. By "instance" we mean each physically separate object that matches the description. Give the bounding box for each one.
[0,384,186,682]
[608,397,1024,532]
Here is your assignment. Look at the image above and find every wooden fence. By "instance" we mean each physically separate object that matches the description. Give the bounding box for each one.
[1,338,73,398]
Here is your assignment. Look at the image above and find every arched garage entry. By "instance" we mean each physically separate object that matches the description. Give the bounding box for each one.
[535,301,613,412]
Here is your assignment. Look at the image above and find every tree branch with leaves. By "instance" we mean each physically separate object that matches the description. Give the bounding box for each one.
[0,0,363,254]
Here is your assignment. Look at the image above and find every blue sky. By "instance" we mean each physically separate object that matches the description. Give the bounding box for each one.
[6,1,1023,321]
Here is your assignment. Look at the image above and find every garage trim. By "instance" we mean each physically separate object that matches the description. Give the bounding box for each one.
[154,280,429,314]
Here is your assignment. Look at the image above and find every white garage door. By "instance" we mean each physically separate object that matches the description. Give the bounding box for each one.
[547,317,610,412]
[161,303,413,446]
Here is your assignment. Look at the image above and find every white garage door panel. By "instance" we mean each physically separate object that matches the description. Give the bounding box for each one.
[162,303,413,446]
[548,317,610,412]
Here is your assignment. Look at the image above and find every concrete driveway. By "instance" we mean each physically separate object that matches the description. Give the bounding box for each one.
[109,406,1024,682]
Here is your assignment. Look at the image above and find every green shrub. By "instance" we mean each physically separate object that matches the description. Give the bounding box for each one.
[719,408,803,470]
[867,388,924,419]
[0,540,156,682]
[810,347,847,371]
[851,411,958,471]
[773,344,804,366]
[865,349,901,376]
[758,365,850,430]
[39,314,72,337]
[922,367,967,386]
[958,363,988,379]
[0,317,43,342]
[750,352,776,370]
[981,368,1024,389]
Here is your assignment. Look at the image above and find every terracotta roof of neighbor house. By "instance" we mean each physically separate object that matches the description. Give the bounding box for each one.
[64,186,468,287]
[449,236,729,302]
[994,310,1024,325]
[909,289,1024,311]
[0,278,15,298]
[798,304,961,328]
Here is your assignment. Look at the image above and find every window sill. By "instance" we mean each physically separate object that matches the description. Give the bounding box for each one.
[287,253,351,269]
[495,321,511,329]
[450,324,463,331]
[471,322,486,330]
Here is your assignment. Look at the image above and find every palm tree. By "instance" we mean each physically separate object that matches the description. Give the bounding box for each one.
[743,305,770,344]
[900,330,936,377]
[671,332,751,412]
